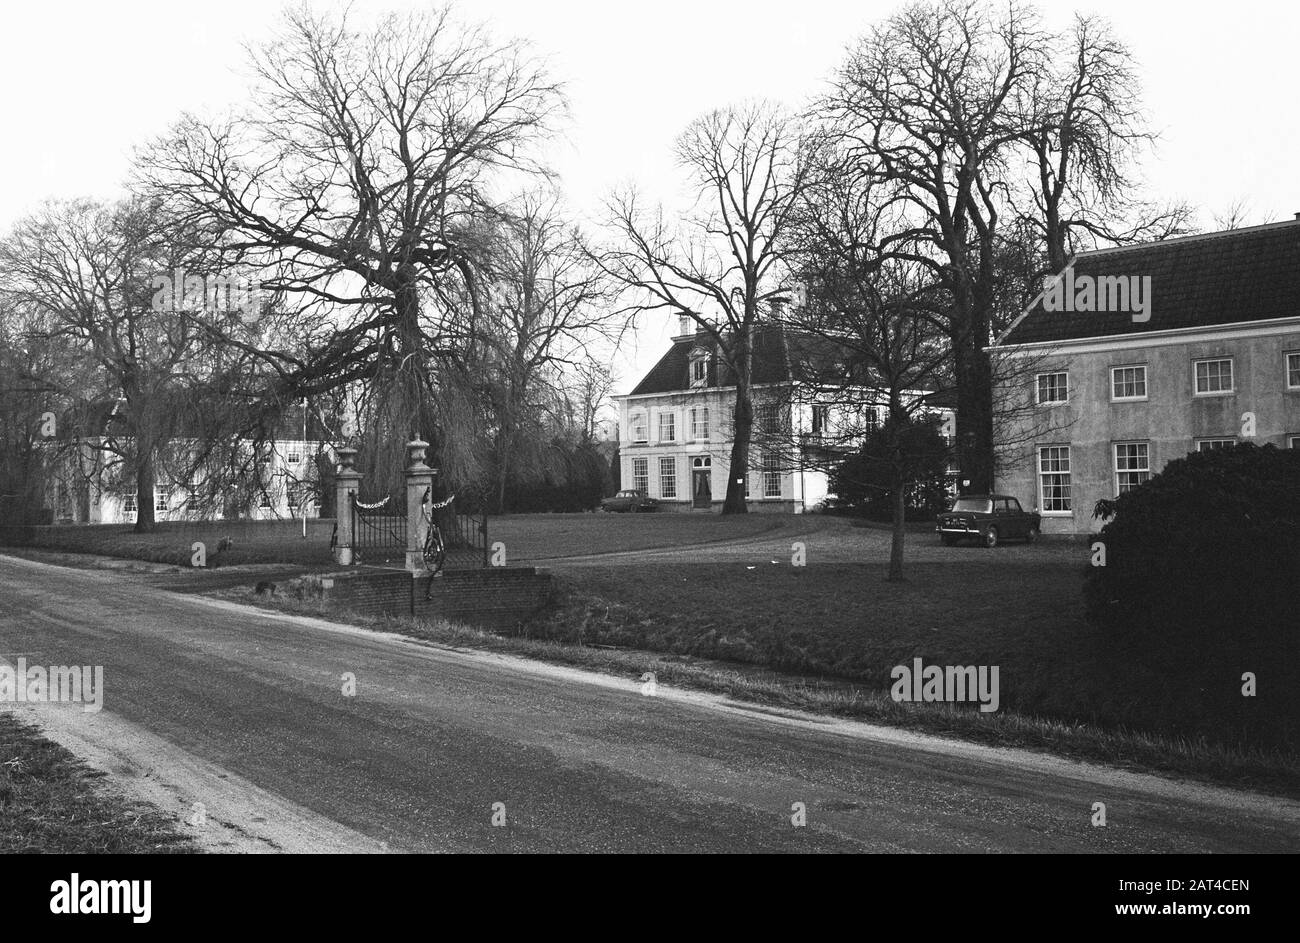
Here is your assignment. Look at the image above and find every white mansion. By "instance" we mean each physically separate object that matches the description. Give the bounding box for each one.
[43,399,327,525]
[614,318,955,512]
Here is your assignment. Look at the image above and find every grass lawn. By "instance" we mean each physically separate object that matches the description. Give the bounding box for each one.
[0,511,783,569]
[491,511,785,561]
[0,519,337,568]
[532,560,1295,762]
[0,713,197,853]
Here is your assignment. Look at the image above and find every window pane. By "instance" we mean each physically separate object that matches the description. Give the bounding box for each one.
[1038,446,1072,511]
[1037,373,1068,403]
[1113,366,1147,399]
[632,458,648,492]
[761,453,781,497]
[659,457,676,498]
[1196,359,1232,393]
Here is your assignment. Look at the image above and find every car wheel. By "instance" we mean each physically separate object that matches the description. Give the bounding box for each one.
[983,526,999,548]
[941,535,958,546]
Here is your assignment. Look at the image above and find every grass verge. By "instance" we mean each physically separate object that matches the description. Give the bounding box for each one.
[0,712,198,853]
[221,574,1300,800]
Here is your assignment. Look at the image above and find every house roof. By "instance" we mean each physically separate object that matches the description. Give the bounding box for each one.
[628,323,854,395]
[998,218,1300,346]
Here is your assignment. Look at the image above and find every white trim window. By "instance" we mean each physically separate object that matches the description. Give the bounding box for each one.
[1113,442,1150,495]
[632,457,649,493]
[1290,436,1300,450]
[1036,372,1069,404]
[690,407,710,440]
[1287,352,1300,390]
[811,404,829,436]
[1196,438,1236,452]
[757,403,780,435]
[761,452,781,498]
[658,411,676,443]
[1111,365,1148,401]
[122,492,137,521]
[690,357,708,387]
[630,412,648,443]
[154,488,170,512]
[658,457,677,499]
[1193,358,1234,395]
[1038,446,1072,513]
[286,449,302,465]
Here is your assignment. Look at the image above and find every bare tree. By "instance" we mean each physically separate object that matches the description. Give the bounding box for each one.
[138,4,563,491]
[780,151,952,579]
[1017,13,1193,274]
[824,1,1182,495]
[0,198,221,531]
[824,0,1049,496]
[472,192,617,512]
[601,102,810,513]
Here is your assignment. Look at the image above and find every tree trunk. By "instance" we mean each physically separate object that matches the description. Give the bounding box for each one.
[887,479,906,582]
[496,442,510,516]
[722,333,754,515]
[954,337,995,494]
[723,390,752,514]
[134,444,156,533]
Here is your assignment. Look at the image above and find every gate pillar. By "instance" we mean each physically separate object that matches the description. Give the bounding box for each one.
[333,447,362,565]
[404,440,436,574]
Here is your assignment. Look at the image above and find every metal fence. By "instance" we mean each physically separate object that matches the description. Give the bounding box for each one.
[328,491,487,569]
[429,494,489,570]
[349,493,407,565]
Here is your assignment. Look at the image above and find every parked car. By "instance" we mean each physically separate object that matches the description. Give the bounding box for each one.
[935,494,1040,547]
[600,489,660,513]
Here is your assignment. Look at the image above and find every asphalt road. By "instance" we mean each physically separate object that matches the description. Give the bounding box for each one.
[1,553,1296,853]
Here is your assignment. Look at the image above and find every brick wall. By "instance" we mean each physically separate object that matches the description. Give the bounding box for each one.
[322,567,552,631]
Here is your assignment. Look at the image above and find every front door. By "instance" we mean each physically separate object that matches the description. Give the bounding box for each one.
[692,469,712,509]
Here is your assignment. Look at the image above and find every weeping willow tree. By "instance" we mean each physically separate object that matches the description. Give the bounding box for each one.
[139,4,564,500]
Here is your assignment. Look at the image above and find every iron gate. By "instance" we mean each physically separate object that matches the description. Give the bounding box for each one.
[349,492,406,564]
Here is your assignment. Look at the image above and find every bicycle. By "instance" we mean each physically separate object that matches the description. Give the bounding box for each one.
[422,490,453,578]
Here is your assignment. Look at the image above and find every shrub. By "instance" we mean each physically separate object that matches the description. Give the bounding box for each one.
[1084,443,1300,748]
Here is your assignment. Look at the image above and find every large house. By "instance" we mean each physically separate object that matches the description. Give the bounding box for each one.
[613,318,955,512]
[991,217,1300,535]
[43,399,329,524]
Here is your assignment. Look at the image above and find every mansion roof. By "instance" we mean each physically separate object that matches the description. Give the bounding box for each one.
[628,323,858,396]
[999,218,1300,346]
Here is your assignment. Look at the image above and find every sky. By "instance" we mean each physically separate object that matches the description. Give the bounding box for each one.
[2,0,1297,395]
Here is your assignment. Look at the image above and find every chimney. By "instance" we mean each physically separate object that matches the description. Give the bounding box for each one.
[1294,212,1300,220]
[678,315,692,337]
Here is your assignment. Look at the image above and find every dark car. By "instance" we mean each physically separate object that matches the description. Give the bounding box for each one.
[600,489,660,513]
[935,494,1040,547]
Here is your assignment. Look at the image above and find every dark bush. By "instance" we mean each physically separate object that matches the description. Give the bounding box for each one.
[1084,443,1299,748]
[827,416,950,520]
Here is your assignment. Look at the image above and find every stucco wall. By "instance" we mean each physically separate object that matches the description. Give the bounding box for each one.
[995,329,1300,535]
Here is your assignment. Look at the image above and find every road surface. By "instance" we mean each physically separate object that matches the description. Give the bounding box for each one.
[1,553,1295,853]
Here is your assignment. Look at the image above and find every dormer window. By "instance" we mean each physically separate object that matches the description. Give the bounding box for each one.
[689,347,710,388]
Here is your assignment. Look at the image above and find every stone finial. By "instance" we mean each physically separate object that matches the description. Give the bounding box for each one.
[336,447,359,474]
[405,439,431,471]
